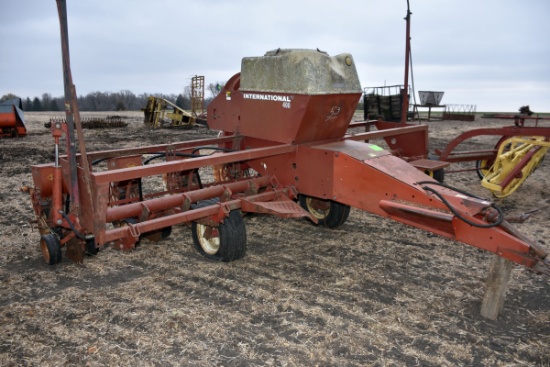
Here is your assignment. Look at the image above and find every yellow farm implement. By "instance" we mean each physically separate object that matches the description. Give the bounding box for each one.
[481,136,549,197]
[435,112,550,198]
[141,96,207,129]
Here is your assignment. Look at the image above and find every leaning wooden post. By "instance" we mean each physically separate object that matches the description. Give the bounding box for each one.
[480,255,514,320]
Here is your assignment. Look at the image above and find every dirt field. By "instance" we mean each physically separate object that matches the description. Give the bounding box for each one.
[1,111,549,366]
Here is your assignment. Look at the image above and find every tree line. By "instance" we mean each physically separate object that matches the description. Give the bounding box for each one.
[1,83,225,112]
[2,83,366,112]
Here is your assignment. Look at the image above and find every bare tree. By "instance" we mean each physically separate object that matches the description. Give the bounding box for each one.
[41,93,52,111]
[183,85,192,101]
[117,90,137,110]
[15,89,216,112]
[207,82,224,98]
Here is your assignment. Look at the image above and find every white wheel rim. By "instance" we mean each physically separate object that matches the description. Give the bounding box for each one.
[306,197,330,220]
[197,223,220,255]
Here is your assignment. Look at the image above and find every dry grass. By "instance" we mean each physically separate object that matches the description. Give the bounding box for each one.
[0,112,548,366]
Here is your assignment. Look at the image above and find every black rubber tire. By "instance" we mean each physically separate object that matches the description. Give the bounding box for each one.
[425,168,445,183]
[298,195,350,228]
[160,226,172,239]
[432,169,445,183]
[426,153,445,183]
[40,233,62,265]
[191,200,246,262]
[475,159,493,180]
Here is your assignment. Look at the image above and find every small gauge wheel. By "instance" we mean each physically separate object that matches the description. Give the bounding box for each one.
[299,195,350,228]
[40,233,62,265]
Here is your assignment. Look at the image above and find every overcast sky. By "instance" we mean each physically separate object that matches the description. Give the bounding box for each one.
[1,0,549,112]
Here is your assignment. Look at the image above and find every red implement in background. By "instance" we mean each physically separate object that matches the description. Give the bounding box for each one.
[0,98,27,138]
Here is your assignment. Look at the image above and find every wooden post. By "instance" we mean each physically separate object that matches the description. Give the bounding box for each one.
[480,255,514,320]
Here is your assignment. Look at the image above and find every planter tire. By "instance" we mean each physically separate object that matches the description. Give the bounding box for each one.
[192,200,246,262]
[299,195,350,229]
[40,233,62,265]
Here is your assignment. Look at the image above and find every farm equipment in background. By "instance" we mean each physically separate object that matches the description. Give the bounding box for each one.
[434,109,550,198]
[44,116,128,129]
[363,85,409,122]
[190,75,206,118]
[480,136,549,198]
[411,91,446,122]
[142,96,207,129]
[442,104,476,121]
[0,98,27,138]
[366,96,549,198]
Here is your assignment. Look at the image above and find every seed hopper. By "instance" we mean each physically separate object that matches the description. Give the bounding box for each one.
[23,1,548,319]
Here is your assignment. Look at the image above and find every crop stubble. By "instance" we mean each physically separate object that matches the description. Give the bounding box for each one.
[0,111,548,366]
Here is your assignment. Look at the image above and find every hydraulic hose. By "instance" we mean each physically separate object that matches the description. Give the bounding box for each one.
[417,181,505,228]
[59,210,87,240]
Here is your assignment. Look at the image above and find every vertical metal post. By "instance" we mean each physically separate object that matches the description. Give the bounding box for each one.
[400,1,412,123]
[55,0,92,213]
[52,126,64,224]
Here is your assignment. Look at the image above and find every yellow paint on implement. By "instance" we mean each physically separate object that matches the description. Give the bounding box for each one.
[482,137,549,198]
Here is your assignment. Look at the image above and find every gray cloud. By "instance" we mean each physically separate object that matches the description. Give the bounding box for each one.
[1,0,548,112]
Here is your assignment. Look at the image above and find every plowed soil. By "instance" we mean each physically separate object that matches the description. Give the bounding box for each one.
[1,111,548,366]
